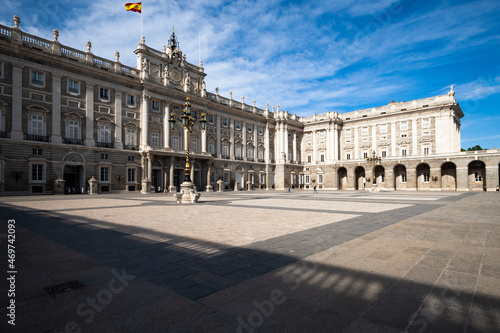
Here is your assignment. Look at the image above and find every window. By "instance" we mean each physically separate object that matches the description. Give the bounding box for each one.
[32,164,43,182]
[401,134,407,138]
[100,167,110,182]
[363,152,368,158]
[32,148,43,155]
[173,136,180,150]
[423,172,430,183]
[306,133,312,139]
[319,131,325,138]
[208,114,214,124]
[151,132,160,147]
[422,118,430,128]
[307,155,312,163]
[247,124,253,133]
[346,153,351,160]
[68,80,79,94]
[208,141,215,155]
[362,127,368,135]
[258,127,264,135]
[362,138,369,142]
[345,139,351,144]
[235,145,242,158]
[422,131,430,136]
[222,118,228,127]
[474,171,482,182]
[223,172,229,183]
[345,129,351,137]
[235,121,241,130]
[258,148,264,160]
[380,135,387,140]
[125,128,137,146]
[222,143,229,157]
[127,168,136,182]
[101,153,108,160]
[401,149,407,156]
[99,87,110,101]
[320,154,325,162]
[67,120,80,139]
[318,175,323,184]
[423,147,430,155]
[319,141,325,145]
[31,71,44,86]
[126,95,135,107]
[151,100,159,111]
[380,124,387,133]
[401,172,407,183]
[381,174,385,183]
[98,124,111,143]
[307,142,312,146]
[191,138,198,152]
[382,151,387,158]
[400,121,408,130]
[305,175,310,184]
[128,156,135,162]
[247,146,254,159]
[30,114,44,135]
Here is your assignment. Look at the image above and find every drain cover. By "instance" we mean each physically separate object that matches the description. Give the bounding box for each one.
[42,280,87,296]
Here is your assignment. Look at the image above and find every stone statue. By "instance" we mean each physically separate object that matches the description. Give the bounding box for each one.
[201,78,206,91]
[184,72,190,86]
[142,58,148,72]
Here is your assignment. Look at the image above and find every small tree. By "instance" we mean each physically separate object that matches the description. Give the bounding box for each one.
[467,145,485,151]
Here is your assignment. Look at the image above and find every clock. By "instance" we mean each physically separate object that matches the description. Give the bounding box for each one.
[170,70,181,82]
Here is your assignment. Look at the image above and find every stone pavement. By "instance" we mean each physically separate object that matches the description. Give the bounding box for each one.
[0,190,499,332]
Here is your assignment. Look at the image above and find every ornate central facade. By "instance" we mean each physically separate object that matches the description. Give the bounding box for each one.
[0,16,499,195]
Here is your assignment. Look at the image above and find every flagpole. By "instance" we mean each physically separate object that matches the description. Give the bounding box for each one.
[141,5,143,40]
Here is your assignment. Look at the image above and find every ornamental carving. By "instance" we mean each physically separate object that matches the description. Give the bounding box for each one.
[398,140,411,145]
[378,142,390,147]
[64,153,84,163]
[419,138,433,143]
[360,144,371,149]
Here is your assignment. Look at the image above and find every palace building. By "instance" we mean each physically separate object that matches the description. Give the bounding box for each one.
[0,15,499,195]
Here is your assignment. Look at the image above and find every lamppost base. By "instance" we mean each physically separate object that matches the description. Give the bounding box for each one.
[174,181,201,203]
[369,183,380,193]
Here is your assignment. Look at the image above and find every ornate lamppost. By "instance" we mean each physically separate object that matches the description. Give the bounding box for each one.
[169,97,207,203]
[366,151,382,191]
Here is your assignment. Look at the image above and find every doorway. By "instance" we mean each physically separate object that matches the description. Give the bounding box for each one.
[63,165,84,194]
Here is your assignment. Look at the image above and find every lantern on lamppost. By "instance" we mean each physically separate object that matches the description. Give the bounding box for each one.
[169,97,207,202]
[366,151,382,185]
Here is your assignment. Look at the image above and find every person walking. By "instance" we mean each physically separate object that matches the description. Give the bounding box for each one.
[496,185,499,192]
[313,185,317,193]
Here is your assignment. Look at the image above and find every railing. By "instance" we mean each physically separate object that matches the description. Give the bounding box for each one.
[124,145,138,150]
[235,156,243,160]
[206,92,217,102]
[61,45,86,61]
[121,65,140,77]
[258,159,265,163]
[0,26,11,38]
[93,56,112,69]
[26,134,50,142]
[96,142,114,148]
[247,157,254,162]
[221,155,230,159]
[219,96,230,105]
[22,31,52,49]
[63,138,83,145]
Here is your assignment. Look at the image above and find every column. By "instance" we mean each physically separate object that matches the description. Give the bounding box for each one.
[51,75,62,143]
[163,102,171,149]
[206,167,213,191]
[354,127,359,159]
[85,84,95,146]
[312,130,317,163]
[284,124,289,163]
[456,167,468,191]
[372,124,377,155]
[385,168,395,191]
[114,91,123,149]
[11,66,23,140]
[486,166,499,191]
[230,119,235,159]
[140,92,149,148]
[201,109,207,153]
[292,132,297,163]
[274,126,279,162]
[141,154,146,178]
[238,120,242,159]
[216,115,221,158]
[191,160,195,185]
[333,124,339,160]
[406,167,417,191]
[169,159,175,191]
[412,119,417,155]
[326,127,331,161]
[391,122,396,157]
[253,123,258,160]
[264,123,270,163]
[147,153,152,180]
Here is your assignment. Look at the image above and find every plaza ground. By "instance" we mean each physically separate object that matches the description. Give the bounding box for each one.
[1,190,499,332]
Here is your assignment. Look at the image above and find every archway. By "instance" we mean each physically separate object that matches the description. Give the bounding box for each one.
[62,152,85,194]
[355,166,366,190]
[441,162,457,191]
[416,163,431,190]
[338,167,347,190]
[468,160,486,191]
[374,165,385,188]
[151,159,162,192]
[235,165,244,189]
[394,164,407,190]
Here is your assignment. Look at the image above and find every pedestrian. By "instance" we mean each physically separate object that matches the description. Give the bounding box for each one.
[287,186,291,193]
[496,185,499,192]
[313,185,317,193]
[483,185,487,192]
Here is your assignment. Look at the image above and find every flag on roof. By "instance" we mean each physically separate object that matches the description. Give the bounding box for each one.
[125,2,142,13]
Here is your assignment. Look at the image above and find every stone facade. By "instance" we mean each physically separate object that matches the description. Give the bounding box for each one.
[0,16,498,194]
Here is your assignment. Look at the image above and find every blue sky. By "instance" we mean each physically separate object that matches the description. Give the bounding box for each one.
[2,0,499,149]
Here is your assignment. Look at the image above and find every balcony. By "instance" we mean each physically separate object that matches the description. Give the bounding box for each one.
[221,155,230,159]
[235,156,243,160]
[96,142,114,148]
[258,159,265,163]
[124,145,138,150]
[26,134,50,142]
[211,153,217,158]
[63,138,83,145]
[247,158,254,162]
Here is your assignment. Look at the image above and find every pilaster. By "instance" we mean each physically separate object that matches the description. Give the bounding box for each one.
[85,84,95,146]
[456,167,469,191]
[114,91,123,149]
[11,66,23,140]
[51,75,62,143]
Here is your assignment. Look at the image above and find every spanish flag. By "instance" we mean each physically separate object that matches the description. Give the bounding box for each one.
[125,2,142,13]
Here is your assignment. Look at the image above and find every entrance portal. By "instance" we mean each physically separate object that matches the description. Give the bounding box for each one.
[63,165,84,194]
